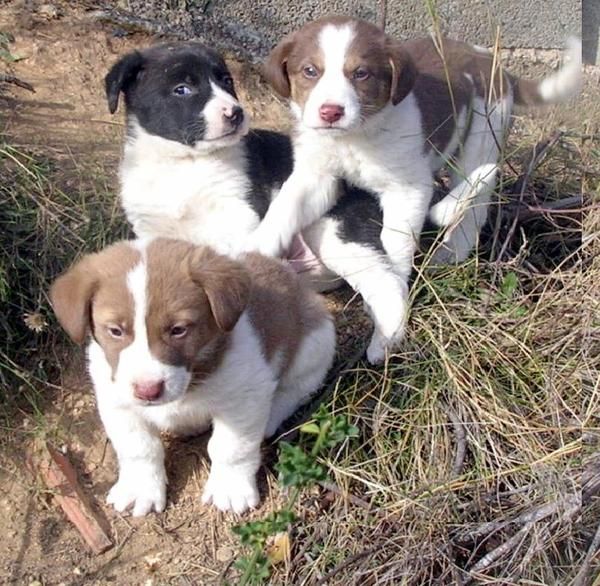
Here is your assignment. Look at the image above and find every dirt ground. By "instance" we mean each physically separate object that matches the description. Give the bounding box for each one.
[0,1,595,585]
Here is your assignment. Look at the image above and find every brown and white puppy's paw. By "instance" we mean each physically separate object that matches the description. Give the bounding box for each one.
[201,468,260,515]
[107,469,167,517]
[50,238,336,516]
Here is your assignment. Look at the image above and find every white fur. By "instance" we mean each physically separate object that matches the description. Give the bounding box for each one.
[303,218,408,364]
[89,252,334,516]
[430,96,512,263]
[121,120,259,257]
[203,81,250,141]
[299,23,361,130]
[538,38,582,103]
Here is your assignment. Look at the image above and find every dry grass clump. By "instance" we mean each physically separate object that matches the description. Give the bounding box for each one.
[0,144,127,411]
[265,128,598,584]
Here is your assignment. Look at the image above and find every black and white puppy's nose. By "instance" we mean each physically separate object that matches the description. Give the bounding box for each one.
[224,105,244,128]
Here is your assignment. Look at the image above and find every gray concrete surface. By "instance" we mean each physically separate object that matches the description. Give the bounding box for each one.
[124,0,584,62]
[583,0,599,63]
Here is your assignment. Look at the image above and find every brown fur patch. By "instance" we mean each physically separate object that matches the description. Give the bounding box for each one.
[405,36,513,153]
[144,239,242,378]
[243,252,330,376]
[50,242,140,363]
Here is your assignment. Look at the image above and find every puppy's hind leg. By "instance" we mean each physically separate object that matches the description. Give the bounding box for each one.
[429,96,512,264]
[266,318,336,438]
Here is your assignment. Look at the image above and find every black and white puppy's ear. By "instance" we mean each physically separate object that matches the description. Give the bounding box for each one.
[386,40,417,105]
[105,51,144,114]
[262,32,297,98]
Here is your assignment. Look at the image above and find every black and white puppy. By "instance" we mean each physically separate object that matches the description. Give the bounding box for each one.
[105,42,406,363]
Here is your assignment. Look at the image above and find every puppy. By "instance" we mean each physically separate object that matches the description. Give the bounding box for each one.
[50,238,335,515]
[250,16,582,356]
[105,42,408,364]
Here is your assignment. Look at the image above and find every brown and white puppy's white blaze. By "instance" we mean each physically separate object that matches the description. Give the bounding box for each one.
[50,238,335,516]
[252,16,581,362]
[263,16,416,131]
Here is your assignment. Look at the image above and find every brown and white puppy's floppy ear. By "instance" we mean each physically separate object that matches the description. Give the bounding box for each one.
[105,50,144,114]
[187,247,251,333]
[49,256,98,345]
[386,40,417,105]
[262,32,297,98]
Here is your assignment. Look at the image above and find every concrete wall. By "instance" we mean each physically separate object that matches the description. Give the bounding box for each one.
[127,0,585,61]
[583,0,600,64]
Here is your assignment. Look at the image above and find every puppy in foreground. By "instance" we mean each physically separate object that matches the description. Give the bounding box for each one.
[251,16,582,360]
[50,238,335,515]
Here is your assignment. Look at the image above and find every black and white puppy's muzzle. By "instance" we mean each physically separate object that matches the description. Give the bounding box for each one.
[105,42,250,152]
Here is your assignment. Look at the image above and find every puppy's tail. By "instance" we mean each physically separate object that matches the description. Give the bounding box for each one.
[512,38,582,106]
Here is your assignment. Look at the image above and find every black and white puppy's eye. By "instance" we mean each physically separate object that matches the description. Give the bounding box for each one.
[222,75,234,88]
[170,325,188,339]
[352,67,370,81]
[173,84,193,96]
[107,325,124,339]
[302,65,319,79]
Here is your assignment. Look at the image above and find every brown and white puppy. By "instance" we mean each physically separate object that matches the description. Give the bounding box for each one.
[249,16,581,362]
[50,238,335,516]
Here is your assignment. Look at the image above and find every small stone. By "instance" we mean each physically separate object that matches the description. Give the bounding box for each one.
[216,546,233,562]
[38,4,59,20]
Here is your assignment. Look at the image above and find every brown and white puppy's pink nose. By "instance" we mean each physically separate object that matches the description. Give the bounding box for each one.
[319,103,345,124]
[133,380,165,402]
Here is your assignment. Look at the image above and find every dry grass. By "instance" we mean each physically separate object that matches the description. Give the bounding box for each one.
[0,145,128,415]
[260,124,598,584]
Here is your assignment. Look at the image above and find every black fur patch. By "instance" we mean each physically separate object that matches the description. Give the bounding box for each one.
[329,182,384,252]
[242,129,294,219]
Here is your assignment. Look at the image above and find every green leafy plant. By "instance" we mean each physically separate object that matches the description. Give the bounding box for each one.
[231,405,358,585]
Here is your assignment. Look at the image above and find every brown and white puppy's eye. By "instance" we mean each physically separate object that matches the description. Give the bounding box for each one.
[107,324,125,339]
[169,324,189,339]
[302,64,320,80]
[352,67,370,81]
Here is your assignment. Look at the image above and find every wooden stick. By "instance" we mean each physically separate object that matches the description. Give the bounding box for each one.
[30,442,112,554]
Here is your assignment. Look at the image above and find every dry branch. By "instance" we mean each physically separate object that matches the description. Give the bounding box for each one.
[29,442,112,554]
[0,73,35,92]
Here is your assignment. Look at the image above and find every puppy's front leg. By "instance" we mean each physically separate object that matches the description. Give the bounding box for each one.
[101,407,167,516]
[202,399,272,514]
[366,185,432,363]
[250,172,338,258]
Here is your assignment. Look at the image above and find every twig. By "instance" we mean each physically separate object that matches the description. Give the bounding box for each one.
[573,521,600,586]
[318,481,373,511]
[515,195,587,221]
[468,522,533,577]
[492,131,563,263]
[456,493,581,543]
[314,544,384,585]
[0,73,35,92]
[444,405,467,477]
